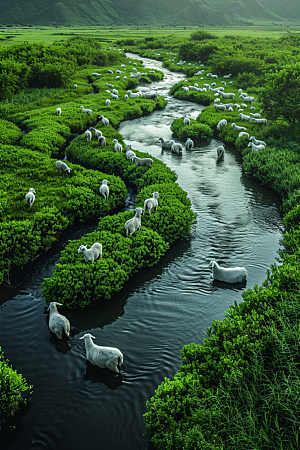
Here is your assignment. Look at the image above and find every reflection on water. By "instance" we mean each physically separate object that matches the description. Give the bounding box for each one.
[0,54,283,450]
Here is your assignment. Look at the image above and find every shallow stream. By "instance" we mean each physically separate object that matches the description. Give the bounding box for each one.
[0,54,283,450]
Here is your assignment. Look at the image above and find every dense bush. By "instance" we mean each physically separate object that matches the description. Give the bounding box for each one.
[0,119,22,145]
[171,118,213,141]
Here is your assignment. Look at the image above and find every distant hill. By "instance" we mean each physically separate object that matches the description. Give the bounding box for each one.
[0,0,296,26]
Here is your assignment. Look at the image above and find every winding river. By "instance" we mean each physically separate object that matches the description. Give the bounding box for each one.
[0,54,283,450]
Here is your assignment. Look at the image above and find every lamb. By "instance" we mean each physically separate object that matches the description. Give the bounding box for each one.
[25,188,36,208]
[99,180,109,200]
[56,160,72,174]
[112,139,122,152]
[48,302,70,339]
[217,145,225,159]
[217,119,227,130]
[98,115,109,126]
[231,123,247,132]
[238,132,249,138]
[249,136,266,146]
[210,260,247,283]
[143,192,159,215]
[98,135,106,146]
[85,130,92,141]
[248,142,266,152]
[106,99,111,106]
[56,107,61,116]
[169,140,183,154]
[186,138,194,150]
[125,144,136,160]
[158,137,172,149]
[80,334,123,373]
[80,106,93,115]
[238,113,251,121]
[215,104,226,111]
[77,243,102,262]
[125,207,143,236]
[250,118,267,124]
[89,127,102,138]
[183,116,190,126]
[131,156,153,167]
[220,92,235,101]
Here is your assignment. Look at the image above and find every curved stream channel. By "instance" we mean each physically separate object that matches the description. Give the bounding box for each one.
[1,54,283,450]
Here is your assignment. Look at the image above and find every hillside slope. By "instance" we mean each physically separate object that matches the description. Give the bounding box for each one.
[0,0,295,26]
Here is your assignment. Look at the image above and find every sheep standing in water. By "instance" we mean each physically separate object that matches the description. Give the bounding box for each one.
[186,138,194,150]
[210,260,247,283]
[48,302,70,339]
[217,145,225,159]
[79,334,123,373]
[143,192,159,215]
[158,137,172,149]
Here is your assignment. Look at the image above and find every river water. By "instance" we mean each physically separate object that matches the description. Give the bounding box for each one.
[0,54,283,450]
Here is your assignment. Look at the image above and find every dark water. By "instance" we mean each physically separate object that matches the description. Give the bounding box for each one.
[0,55,283,450]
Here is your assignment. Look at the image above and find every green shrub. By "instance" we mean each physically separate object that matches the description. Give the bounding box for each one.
[171,118,213,141]
[0,119,22,145]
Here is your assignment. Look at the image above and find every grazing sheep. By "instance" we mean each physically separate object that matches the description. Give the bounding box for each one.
[112,139,122,152]
[56,160,72,174]
[231,123,247,132]
[107,70,113,74]
[80,106,93,115]
[85,130,92,141]
[210,74,218,79]
[158,137,172,149]
[238,89,247,96]
[250,106,256,110]
[248,142,266,152]
[89,127,102,138]
[25,188,36,208]
[238,113,251,121]
[238,132,249,138]
[77,243,102,262]
[249,136,266,146]
[92,72,101,76]
[183,116,190,126]
[98,135,106,146]
[106,99,111,106]
[250,118,267,124]
[223,74,232,78]
[228,107,233,111]
[214,98,221,103]
[182,86,189,92]
[143,192,159,215]
[48,302,70,340]
[210,260,247,283]
[217,119,227,130]
[249,113,261,118]
[124,94,129,100]
[221,81,226,85]
[220,92,235,101]
[127,90,140,98]
[215,104,226,111]
[125,144,136,160]
[74,84,77,89]
[56,107,61,116]
[217,145,225,159]
[239,95,254,104]
[169,140,183,154]
[99,180,109,200]
[186,138,194,150]
[106,83,114,89]
[240,103,248,108]
[98,115,109,127]
[224,103,234,110]
[79,334,123,373]
[110,93,118,100]
[125,207,143,236]
[131,156,153,167]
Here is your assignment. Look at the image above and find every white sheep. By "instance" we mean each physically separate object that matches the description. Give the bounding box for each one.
[85,130,92,141]
[106,83,114,89]
[56,160,72,174]
[79,334,123,373]
[210,74,218,79]
[98,135,106,146]
[186,138,194,150]
[224,103,234,109]
[107,69,113,74]
[215,104,226,111]
[249,113,261,118]
[158,137,172,149]
[169,140,183,154]
[99,180,109,200]
[131,156,153,167]
[48,302,70,339]
[214,98,221,103]
[80,106,93,115]
[124,94,129,100]
[111,93,118,100]
[239,95,254,104]
[77,243,102,262]
[183,116,190,126]
[248,142,266,152]
[25,188,36,208]
[56,107,61,116]
[74,84,77,89]
[238,113,251,121]
[182,86,189,92]
[127,90,140,98]
[144,92,158,101]
[125,144,136,160]
[92,72,101,76]
[221,81,226,85]
[249,136,266,146]
[106,99,111,106]
[223,74,232,78]
[143,192,159,215]
[220,92,235,101]
[231,123,247,132]
[217,145,225,159]
[250,118,267,124]
[89,127,102,138]
[112,139,122,152]
[210,260,247,283]
[98,115,109,126]
[217,119,227,130]
[125,207,143,236]
[228,107,233,112]
[238,132,249,138]
[240,103,248,108]
[250,106,256,110]
[238,89,247,96]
